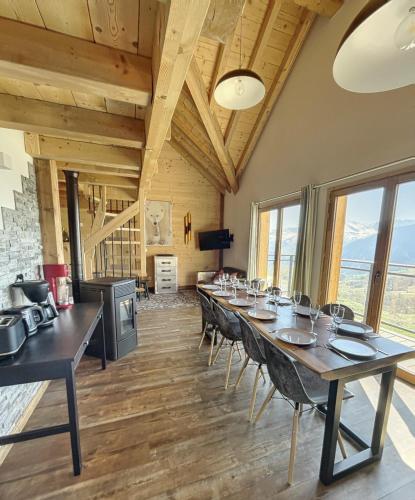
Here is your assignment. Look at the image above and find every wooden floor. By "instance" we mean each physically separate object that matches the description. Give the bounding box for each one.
[1,305,415,499]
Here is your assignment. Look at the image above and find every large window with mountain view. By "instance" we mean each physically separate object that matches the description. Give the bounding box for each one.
[257,201,301,294]
[322,172,415,382]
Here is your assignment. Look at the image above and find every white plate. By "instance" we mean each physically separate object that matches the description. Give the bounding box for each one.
[338,320,373,336]
[201,284,220,290]
[329,338,377,359]
[247,291,267,297]
[275,328,316,346]
[248,309,277,321]
[228,298,255,307]
[212,290,233,298]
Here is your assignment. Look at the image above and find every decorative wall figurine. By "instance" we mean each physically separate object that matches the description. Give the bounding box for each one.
[184,212,192,244]
[145,200,173,246]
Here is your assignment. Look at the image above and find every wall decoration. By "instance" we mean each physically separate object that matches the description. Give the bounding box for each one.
[184,212,192,244]
[145,200,173,246]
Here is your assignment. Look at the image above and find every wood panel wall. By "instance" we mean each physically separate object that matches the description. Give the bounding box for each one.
[145,143,221,287]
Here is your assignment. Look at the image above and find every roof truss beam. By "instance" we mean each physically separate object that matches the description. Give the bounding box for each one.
[294,0,343,17]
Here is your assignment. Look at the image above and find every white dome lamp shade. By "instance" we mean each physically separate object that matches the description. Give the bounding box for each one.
[214,68,266,110]
[333,0,415,93]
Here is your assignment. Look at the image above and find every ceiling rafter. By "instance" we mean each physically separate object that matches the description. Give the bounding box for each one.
[0,17,152,106]
[186,57,238,193]
[0,94,145,148]
[236,9,316,178]
[224,0,283,148]
[56,163,140,178]
[294,0,343,17]
[140,0,210,192]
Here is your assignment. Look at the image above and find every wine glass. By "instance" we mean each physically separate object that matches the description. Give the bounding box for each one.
[309,303,320,336]
[266,281,273,300]
[333,305,345,334]
[252,280,260,304]
[273,288,281,315]
[293,290,302,315]
[223,273,229,292]
[231,276,237,298]
[328,303,340,331]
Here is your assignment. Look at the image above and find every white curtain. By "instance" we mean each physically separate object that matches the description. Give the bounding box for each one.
[292,185,318,297]
[247,202,259,280]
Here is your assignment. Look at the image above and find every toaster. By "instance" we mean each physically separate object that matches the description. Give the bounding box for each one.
[0,315,26,359]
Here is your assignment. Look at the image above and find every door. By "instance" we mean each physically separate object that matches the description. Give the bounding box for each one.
[322,172,415,382]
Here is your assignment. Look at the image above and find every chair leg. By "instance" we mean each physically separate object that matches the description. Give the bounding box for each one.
[235,342,243,361]
[249,364,262,421]
[337,430,347,459]
[198,323,208,350]
[212,335,225,365]
[259,365,266,383]
[224,341,235,389]
[254,385,277,424]
[208,328,218,366]
[288,403,300,486]
[235,355,249,389]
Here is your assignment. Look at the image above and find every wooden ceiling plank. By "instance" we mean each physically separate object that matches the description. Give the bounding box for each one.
[138,0,157,57]
[0,94,145,148]
[0,17,152,107]
[170,137,226,194]
[25,133,142,168]
[236,10,316,178]
[88,0,139,54]
[35,0,94,40]
[186,57,238,193]
[224,0,283,148]
[56,162,140,178]
[0,0,44,26]
[140,0,210,191]
[294,0,343,17]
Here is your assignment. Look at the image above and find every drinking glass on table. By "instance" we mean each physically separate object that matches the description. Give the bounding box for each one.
[327,303,340,331]
[293,290,302,315]
[266,282,273,299]
[223,273,229,291]
[331,305,345,339]
[251,280,260,304]
[309,303,320,336]
[273,288,281,315]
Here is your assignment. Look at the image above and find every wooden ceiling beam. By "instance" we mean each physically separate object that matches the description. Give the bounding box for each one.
[56,162,140,178]
[0,17,151,106]
[294,0,343,17]
[140,0,210,192]
[0,94,144,148]
[202,0,245,43]
[236,10,316,178]
[170,137,226,194]
[25,133,141,169]
[57,172,138,190]
[224,0,283,148]
[186,57,238,193]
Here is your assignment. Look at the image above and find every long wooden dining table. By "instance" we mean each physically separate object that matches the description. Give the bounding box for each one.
[197,285,415,485]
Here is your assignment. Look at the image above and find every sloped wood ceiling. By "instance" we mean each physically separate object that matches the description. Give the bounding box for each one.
[0,0,342,194]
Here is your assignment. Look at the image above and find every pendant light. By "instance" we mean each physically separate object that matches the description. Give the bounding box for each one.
[214,15,265,110]
[333,0,415,93]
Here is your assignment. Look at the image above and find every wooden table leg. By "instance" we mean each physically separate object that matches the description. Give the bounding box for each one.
[100,314,107,370]
[65,362,82,476]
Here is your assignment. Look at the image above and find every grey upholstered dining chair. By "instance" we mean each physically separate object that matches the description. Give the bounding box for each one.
[291,294,311,307]
[260,336,349,486]
[321,303,355,321]
[235,313,269,421]
[211,300,243,389]
[197,289,218,366]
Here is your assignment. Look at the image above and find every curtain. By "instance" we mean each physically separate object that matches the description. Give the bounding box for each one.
[292,185,318,297]
[247,202,259,281]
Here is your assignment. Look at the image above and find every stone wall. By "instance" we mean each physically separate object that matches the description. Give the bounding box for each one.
[0,163,43,435]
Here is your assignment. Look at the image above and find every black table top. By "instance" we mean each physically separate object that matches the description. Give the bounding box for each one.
[0,302,102,370]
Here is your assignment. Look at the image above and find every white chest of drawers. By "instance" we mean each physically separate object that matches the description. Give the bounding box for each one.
[154,255,178,294]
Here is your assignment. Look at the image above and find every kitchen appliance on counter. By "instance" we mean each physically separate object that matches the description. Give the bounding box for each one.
[0,315,26,358]
[10,275,59,328]
[2,305,44,336]
[43,264,73,309]
[80,277,137,361]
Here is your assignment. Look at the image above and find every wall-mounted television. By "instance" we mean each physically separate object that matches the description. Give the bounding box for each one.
[198,229,233,251]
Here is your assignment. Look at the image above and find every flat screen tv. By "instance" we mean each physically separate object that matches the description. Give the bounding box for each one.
[198,229,233,251]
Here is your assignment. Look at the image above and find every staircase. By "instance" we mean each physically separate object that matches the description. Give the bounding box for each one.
[87,191,143,279]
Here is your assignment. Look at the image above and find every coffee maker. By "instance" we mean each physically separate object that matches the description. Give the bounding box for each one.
[8,275,59,329]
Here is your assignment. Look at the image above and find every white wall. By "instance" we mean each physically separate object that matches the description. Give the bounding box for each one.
[0,129,33,228]
[224,0,415,298]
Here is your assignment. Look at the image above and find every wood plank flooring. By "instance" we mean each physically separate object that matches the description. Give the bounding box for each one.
[1,305,415,499]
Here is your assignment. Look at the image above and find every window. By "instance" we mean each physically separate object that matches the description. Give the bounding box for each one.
[257,200,301,294]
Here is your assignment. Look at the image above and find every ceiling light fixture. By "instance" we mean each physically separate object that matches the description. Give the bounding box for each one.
[333,0,415,93]
[214,14,265,110]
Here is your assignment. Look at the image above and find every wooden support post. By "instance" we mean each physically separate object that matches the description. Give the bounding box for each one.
[139,187,146,277]
[35,159,65,264]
